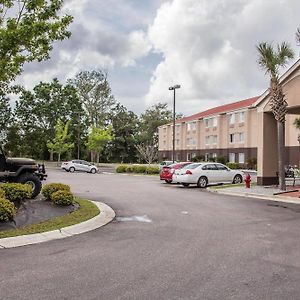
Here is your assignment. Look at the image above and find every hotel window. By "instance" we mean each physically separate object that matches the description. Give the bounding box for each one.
[213,135,218,144]
[238,153,245,164]
[163,127,167,133]
[229,133,235,143]
[204,119,209,128]
[229,153,235,163]
[205,153,209,161]
[239,112,245,123]
[163,141,166,147]
[205,136,210,145]
[192,152,197,158]
[176,139,180,146]
[176,125,181,133]
[239,132,245,143]
[212,153,217,159]
[187,122,196,131]
[229,114,235,124]
[212,117,217,127]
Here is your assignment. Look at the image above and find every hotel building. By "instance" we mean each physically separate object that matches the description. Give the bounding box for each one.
[158,60,300,185]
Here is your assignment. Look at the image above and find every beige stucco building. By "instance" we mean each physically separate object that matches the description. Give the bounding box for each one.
[158,60,300,185]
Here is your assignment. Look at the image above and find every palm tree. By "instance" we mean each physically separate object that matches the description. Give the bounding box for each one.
[257,42,294,190]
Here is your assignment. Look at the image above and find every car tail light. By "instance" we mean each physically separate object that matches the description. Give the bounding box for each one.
[186,170,192,175]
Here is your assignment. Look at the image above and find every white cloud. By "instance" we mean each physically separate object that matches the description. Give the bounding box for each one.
[145,0,300,115]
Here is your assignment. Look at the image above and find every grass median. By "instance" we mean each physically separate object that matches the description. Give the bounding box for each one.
[0,198,100,239]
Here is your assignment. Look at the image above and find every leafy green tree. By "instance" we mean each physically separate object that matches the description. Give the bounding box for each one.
[0,94,11,142]
[0,0,73,93]
[107,104,139,162]
[257,42,294,190]
[70,70,116,127]
[14,78,82,159]
[47,120,74,162]
[86,126,114,163]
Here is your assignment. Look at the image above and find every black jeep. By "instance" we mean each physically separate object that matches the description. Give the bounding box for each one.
[0,147,47,198]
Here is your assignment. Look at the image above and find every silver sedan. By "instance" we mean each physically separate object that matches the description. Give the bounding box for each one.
[174,162,243,188]
[61,160,98,174]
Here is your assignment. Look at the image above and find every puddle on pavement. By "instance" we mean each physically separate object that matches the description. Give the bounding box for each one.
[115,215,152,223]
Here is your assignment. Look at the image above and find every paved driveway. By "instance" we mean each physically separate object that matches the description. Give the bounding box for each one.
[1,170,300,300]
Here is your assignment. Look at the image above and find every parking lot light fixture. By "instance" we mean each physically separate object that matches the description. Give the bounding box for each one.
[168,84,181,163]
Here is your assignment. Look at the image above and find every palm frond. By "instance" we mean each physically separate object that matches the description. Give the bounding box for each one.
[276,42,294,67]
[296,28,300,46]
[294,117,300,130]
[256,42,277,77]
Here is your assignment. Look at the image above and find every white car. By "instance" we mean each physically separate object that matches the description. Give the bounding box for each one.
[174,162,243,188]
[61,160,98,174]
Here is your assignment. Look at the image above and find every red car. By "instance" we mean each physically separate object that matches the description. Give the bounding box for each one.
[160,162,192,183]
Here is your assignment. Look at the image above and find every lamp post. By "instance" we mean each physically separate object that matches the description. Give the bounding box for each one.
[169,84,181,162]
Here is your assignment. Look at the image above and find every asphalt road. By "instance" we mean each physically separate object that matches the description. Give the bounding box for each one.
[1,170,300,300]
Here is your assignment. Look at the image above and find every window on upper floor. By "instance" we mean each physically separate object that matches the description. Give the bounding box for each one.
[239,132,244,143]
[229,114,235,124]
[163,127,167,133]
[204,119,209,128]
[212,135,218,144]
[229,133,235,143]
[239,112,245,123]
[212,117,217,127]
[205,136,210,145]
[187,122,196,131]
[176,139,180,145]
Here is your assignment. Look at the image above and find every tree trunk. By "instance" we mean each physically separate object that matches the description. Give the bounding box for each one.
[58,152,61,163]
[277,121,286,190]
[50,151,54,161]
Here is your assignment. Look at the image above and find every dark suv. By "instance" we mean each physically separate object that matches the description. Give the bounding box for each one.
[0,147,47,198]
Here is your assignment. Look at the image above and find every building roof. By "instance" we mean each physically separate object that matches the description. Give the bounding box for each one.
[174,96,260,124]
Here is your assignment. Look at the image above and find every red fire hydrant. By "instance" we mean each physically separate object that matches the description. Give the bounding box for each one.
[244,173,251,188]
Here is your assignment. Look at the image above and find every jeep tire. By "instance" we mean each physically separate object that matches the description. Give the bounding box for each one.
[17,173,42,198]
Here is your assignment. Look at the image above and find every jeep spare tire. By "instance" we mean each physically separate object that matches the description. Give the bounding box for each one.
[17,173,42,198]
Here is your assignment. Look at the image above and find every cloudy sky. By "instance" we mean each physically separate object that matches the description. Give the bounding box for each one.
[19,0,300,116]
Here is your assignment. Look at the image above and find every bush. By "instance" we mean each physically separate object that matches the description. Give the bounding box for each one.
[226,162,241,170]
[247,157,257,170]
[42,183,71,200]
[51,190,74,206]
[146,166,160,174]
[116,165,128,173]
[0,198,16,222]
[216,156,227,164]
[0,188,5,199]
[0,183,32,202]
[125,165,134,173]
[191,155,205,162]
[133,165,147,173]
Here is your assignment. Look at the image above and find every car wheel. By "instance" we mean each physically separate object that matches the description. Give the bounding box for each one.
[165,180,172,184]
[91,168,97,174]
[69,167,75,173]
[233,174,243,184]
[181,183,190,187]
[197,176,208,188]
[17,173,42,198]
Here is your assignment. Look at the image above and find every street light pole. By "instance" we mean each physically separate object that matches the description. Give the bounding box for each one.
[169,84,181,163]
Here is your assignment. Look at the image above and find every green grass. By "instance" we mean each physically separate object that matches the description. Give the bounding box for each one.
[210,182,257,190]
[0,198,100,239]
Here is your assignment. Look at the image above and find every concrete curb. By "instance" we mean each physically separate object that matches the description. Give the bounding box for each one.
[208,188,300,205]
[0,201,115,249]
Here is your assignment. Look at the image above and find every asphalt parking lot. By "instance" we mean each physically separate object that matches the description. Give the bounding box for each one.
[1,170,300,300]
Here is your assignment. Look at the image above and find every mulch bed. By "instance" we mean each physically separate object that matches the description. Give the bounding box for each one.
[0,197,79,232]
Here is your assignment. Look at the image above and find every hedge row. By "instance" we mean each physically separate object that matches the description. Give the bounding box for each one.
[116,164,160,174]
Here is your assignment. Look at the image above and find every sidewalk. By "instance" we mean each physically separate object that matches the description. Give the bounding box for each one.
[208,184,300,205]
